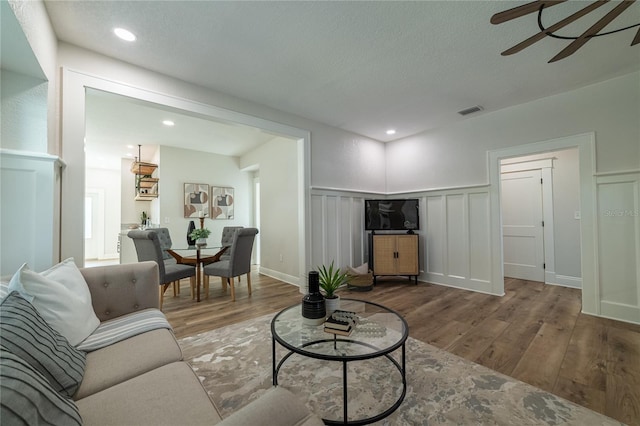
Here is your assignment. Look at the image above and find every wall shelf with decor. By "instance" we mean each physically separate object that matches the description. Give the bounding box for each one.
[131,145,159,200]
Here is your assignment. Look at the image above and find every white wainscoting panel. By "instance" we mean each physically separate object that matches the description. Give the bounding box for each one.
[596,172,640,324]
[426,196,445,276]
[310,191,369,273]
[311,187,496,295]
[1,150,63,275]
[469,192,492,283]
[425,189,493,293]
[446,194,467,279]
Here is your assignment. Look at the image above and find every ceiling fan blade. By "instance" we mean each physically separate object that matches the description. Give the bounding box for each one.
[632,27,640,45]
[502,0,610,56]
[491,0,567,25]
[550,0,636,62]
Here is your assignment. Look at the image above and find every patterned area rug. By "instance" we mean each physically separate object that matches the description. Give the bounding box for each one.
[178,314,620,425]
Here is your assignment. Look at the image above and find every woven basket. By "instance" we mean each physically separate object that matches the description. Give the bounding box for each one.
[347,272,373,291]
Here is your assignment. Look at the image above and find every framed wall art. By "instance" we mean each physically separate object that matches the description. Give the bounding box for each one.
[210,186,234,219]
[184,183,210,218]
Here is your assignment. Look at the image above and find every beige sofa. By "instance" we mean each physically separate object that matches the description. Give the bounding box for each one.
[75,261,323,426]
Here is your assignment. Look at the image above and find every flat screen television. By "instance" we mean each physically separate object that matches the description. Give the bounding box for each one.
[364,199,419,232]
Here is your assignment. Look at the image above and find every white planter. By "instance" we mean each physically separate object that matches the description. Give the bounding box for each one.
[324,296,340,314]
[196,238,207,246]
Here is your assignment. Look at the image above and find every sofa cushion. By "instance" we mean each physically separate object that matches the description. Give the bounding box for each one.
[76,361,222,425]
[8,258,100,345]
[219,387,324,426]
[0,292,86,398]
[0,349,82,426]
[74,328,183,399]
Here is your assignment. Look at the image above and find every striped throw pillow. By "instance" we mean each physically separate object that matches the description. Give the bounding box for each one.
[0,349,82,425]
[0,292,86,398]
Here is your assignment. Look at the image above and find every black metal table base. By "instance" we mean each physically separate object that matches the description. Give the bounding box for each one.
[272,337,407,425]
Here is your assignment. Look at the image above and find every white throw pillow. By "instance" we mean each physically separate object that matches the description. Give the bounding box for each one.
[348,262,369,275]
[8,258,100,346]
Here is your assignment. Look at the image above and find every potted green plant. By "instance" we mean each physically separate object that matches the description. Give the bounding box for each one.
[189,228,211,246]
[317,261,351,313]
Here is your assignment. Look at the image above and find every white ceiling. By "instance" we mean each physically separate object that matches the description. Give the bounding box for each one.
[84,89,280,169]
[43,0,640,163]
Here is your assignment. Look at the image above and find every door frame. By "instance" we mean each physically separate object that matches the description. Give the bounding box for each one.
[488,133,596,315]
[60,68,311,289]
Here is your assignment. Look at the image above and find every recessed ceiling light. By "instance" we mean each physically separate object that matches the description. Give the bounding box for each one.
[386,129,396,135]
[162,120,175,127]
[126,144,134,149]
[114,27,136,42]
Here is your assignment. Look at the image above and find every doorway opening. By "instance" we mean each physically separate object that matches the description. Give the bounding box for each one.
[499,148,582,289]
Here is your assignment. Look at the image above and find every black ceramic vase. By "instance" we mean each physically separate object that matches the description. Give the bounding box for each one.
[302,271,326,324]
[187,220,196,246]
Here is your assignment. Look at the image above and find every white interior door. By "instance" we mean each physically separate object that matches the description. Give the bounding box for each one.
[501,169,545,282]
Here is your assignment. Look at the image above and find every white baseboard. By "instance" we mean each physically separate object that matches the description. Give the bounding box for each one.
[258,267,301,290]
[99,254,119,261]
[599,301,640,325]
[545,271,582,289]
[422,273,503,296]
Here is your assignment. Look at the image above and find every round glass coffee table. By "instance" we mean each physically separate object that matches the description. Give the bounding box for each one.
[271,298,408,425]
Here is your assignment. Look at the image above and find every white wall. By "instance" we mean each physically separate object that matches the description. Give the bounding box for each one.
[386,72,639,191]
[157,145,253,249]
[1,70,48,152]
[85,167,121,259]
[241,136,300,283]
[6,0,58,154]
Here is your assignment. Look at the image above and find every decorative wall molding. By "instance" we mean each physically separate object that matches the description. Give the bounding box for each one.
[595,172,640,324]
[1,151,62,274]
[545,272,582,289]
[310,186,498,296]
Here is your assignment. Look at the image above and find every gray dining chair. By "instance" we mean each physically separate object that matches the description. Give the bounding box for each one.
[203,228,258,301]
[127,229,196,309]
[219,226,243,262]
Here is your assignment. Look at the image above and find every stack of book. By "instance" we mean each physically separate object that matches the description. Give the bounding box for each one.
[324,310,358,336]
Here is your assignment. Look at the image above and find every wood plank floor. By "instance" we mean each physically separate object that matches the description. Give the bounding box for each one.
[163,272,640,425]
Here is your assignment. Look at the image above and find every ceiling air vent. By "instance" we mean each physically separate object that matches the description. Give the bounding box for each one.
[457,105,484,116]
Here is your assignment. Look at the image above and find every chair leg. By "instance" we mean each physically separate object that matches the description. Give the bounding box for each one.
[246,273,252,296]
[190,276,196,300]
[159,283,170,310]
[229,277,235,302]
[172,281,178,297]
[220,277,227,292]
